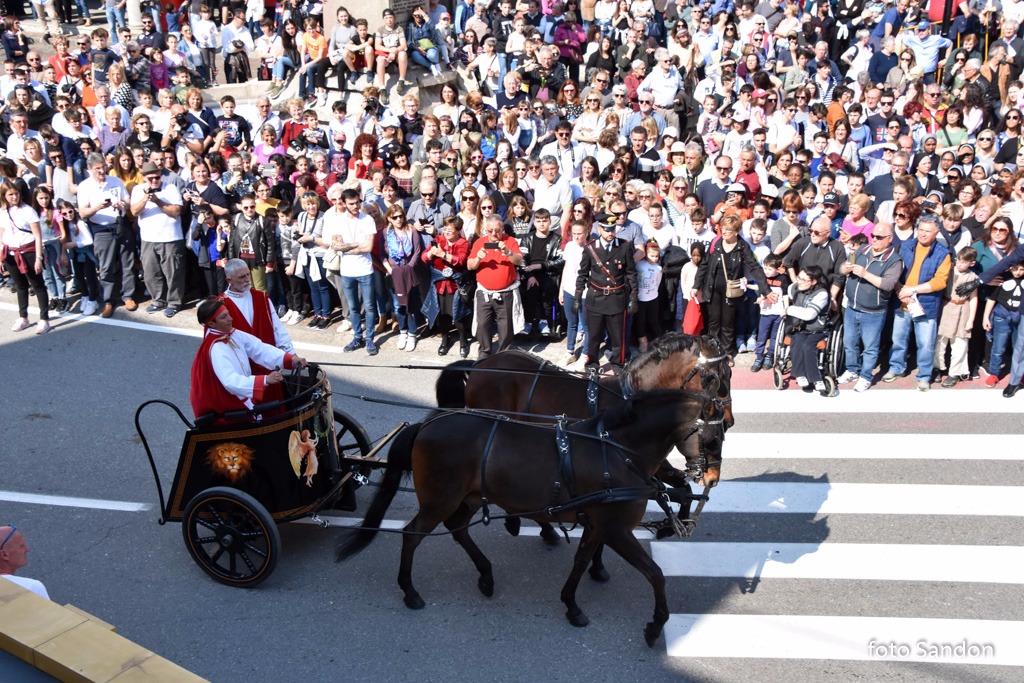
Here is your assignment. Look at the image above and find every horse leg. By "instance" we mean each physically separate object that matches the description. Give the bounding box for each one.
[444,502,494,598]
[603,527,669,648]
[560,525,603,628]
[398,511,446,610]
[539,522,562,545]
[588,543,610,582]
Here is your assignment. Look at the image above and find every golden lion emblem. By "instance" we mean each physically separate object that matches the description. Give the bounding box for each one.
[206,442,255,482]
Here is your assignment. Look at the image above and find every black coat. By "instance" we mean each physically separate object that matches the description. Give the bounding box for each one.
[695,238,769,303]
[575,237,638,315]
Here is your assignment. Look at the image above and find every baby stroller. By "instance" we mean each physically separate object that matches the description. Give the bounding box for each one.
[771,308,845,396]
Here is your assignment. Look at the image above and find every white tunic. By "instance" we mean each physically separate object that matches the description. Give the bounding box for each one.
[223,288,295,353]
[208,329,288,410]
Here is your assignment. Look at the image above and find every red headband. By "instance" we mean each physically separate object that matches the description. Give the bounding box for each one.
[202,304,228,326]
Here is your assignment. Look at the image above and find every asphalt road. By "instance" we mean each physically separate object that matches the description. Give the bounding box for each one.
[2,294,1022,682]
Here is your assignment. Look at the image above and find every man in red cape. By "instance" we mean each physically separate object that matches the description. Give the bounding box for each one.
[220,259,296,403]
[190,298,307,423]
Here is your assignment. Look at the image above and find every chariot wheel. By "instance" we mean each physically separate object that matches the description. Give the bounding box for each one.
[773,367,785,390]
[333,408,372,459]
[182,487,280,587]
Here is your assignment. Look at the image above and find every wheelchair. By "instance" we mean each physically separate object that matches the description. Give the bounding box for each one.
[771,310,845,396]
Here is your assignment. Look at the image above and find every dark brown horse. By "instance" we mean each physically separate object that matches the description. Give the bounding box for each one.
[435,333,735,434]
[336,390,722,647]
[435,334,732,558]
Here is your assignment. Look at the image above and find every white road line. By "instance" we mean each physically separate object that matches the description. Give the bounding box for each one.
[0,302,342,354]
[646,482,1024,516]
[731,389,1017,412]
[664,614,1024,665]
[652,542,1024,583]
[721,433,1024,459]
[0,490,151,512]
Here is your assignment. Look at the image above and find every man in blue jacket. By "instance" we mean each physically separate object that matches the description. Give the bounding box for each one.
[883,215,952,391]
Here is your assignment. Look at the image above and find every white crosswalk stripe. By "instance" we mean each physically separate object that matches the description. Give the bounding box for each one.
[656,412,1024,670]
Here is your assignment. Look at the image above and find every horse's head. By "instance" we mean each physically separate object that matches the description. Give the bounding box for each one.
[623,333,735,432]
[672,392,724,488]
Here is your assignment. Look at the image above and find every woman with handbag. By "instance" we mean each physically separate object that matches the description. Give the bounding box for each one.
[694,215,774,357]
[381,205,423,351]
[294,191,333,330]
[1,180,50,334]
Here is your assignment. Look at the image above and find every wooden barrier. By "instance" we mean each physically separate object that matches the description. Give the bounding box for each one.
[0,579,206,682]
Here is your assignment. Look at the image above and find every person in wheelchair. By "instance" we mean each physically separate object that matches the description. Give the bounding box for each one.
[785,265,835,395]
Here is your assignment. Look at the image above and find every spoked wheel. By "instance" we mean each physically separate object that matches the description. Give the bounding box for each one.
[182,487,280,587]
[821,376,838,397]
[334,408,372,459]
[334,409,374,511]
[773,367,785,390]
[828,322,846,380]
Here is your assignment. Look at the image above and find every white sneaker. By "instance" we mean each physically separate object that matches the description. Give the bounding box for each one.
[539,320,551,335]
[396,332,408,351]
[837,371,859,384]
[82,299,98,316]
[11,317,31,332]
[404,335,416,352]
[854,377,872,392]
[286,311,301,326]
[559,351,576,366]
[795,376,809,388]
[35,320,50,335]
[339,319,353,332]
[572,356,590,372]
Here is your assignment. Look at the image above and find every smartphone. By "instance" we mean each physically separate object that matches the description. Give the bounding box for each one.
[103,198,112,206]
[921,200,937,211]
[262,165,278,178]
[484,242,499,249]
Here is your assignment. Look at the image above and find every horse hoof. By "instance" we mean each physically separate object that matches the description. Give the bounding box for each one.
[588,566,610,583]
[540,524,561,546]
[404,593,426,610]
[643,622,663,648]
[566,609,589,628]
[504,517,521,537]
[478,575,494,597]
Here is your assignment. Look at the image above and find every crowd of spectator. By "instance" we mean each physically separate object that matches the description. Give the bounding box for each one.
[2,0,1024,395]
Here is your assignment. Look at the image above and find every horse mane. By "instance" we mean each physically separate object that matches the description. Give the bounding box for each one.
[622,332,707,384]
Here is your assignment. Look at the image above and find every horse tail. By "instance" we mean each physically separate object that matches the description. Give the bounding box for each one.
[336,422,421,562]
[434,359,475,409]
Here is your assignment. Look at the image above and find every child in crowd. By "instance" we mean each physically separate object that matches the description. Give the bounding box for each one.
[190,204,224,297]
[751,253,789,372]
[983,262,1024,387]
[59,200,100,316]
[747,218,771,263]
[676,241,704,332]
[935,247,979,388]
[697,94,719,140]
[636,239,663,352]
[278,203,310,323]
[217,95,253,153]
[299,109,329,155]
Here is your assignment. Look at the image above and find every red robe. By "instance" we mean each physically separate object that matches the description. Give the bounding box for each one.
[220,290,283,403]
[189,332,250,421]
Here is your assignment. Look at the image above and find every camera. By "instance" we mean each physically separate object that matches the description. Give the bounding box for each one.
[174,113,188,127]
[289,138,306,152]
[365,98,378,110]
[143,187,153,195]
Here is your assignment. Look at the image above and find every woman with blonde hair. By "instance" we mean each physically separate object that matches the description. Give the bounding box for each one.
[107,62,135,110]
